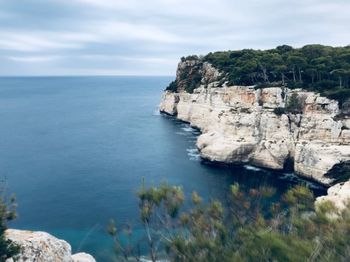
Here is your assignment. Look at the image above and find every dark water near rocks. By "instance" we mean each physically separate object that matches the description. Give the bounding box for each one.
[0,76,325,261]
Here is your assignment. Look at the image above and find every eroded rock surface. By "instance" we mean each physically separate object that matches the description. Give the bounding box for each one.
[5,229,96,262]
[316,181,350,210]
[160,84,350,185]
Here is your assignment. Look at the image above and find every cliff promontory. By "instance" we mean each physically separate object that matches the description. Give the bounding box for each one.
[160,54,350,187]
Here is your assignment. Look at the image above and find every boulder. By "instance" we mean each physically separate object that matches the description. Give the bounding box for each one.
[5,229,96,262]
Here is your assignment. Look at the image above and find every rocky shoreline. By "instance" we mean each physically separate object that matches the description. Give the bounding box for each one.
[160,58,350,209]
[160,86,350,185]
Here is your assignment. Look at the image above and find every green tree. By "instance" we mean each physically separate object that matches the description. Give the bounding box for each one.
[110,182,350,262]
[285,93,305,113]
[287,55,306,82]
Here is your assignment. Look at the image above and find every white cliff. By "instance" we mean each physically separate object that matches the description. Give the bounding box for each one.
[160,86,350,185]
[5,229,96,262]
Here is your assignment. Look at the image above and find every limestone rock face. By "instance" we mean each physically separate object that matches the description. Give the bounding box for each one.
[159,84,350,185]
[6,229,96,262]
[160,91,179,115]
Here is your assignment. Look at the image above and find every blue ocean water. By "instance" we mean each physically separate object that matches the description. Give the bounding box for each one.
[0,76,325,261]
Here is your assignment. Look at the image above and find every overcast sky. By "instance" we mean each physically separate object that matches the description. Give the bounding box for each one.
[0,0,349,76]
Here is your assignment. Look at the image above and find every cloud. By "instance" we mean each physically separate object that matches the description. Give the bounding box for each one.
[0,32,82,52]
[7,55,61,63]
[0,0,349,75]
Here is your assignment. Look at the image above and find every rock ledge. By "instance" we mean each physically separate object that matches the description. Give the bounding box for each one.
[5,229,96,262]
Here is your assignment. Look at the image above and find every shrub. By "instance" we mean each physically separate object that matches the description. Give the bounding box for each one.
[109,182,350,262]
[0,193,20,261]
[274,107,286,115]
[165,80,178,92]
[322,88,350,106]
[285,93,305,114]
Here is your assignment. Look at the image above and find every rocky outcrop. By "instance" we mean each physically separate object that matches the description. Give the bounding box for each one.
[160,61,350,186]
[5,229,96,262]
[170,56,222,93]
[316,181,350,211]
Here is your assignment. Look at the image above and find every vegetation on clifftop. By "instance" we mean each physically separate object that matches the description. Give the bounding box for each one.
[109,182,350,262]
[205,45,350,89]
[167,45,350,103]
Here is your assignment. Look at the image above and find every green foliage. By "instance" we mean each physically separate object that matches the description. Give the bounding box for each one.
[282,185,314,211]
[181,55,200,62]
[274,93,305,115]
[186,70,202,93]
[285,93,305,114]
[0,193,20,261]
[274,107,286,115]
[200,45,350,103]
[322,88,350,106]
[166,60,203,93]
[165,80,178,92]
[110,182,350,262]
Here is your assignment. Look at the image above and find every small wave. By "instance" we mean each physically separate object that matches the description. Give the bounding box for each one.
[244,165,263,172]
[181,126,195,132]
[187,148,201,161]
[175,132,188,136]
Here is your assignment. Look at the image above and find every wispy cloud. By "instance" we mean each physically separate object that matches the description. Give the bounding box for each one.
[7,55,61,63]
[0,32,82,52]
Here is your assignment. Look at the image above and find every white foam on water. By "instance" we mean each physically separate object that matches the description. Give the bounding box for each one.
[152,105,162,116]
[186,148,201,161]
[244,165,263,172]
[181,126,195,132]
[152,110,161,116]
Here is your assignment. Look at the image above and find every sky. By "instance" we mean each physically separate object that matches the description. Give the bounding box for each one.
[0,0,349,76]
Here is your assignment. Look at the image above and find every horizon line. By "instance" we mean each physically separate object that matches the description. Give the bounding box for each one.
[0,74,175,78]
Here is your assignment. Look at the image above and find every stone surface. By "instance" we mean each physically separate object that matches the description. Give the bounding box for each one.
[72,253,96,262]
[160,78,350,185]
[6,229,96,262]
[316,181,350,210]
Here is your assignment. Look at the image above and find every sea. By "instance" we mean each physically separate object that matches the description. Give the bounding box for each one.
[0,76,325,261]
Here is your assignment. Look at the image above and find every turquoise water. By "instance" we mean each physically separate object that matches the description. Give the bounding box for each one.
[0,77,325,261]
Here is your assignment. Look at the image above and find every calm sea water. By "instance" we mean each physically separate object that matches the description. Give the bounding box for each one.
[0,77,325,261]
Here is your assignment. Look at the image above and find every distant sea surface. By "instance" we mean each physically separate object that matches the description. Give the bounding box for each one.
[0,76,325,260]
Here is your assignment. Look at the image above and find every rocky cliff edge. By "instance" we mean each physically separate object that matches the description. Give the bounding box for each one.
[5,229,96,262]
[160,59,350,192]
